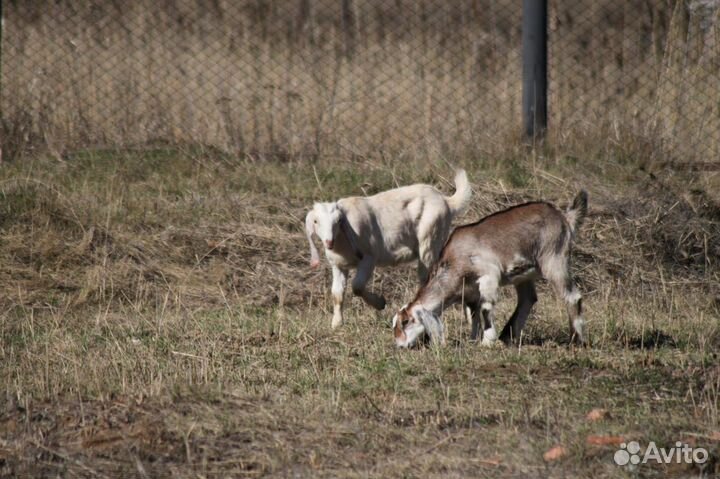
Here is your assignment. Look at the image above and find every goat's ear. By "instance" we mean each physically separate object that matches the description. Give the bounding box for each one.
[393,307,409,327]
[305,210,321,268]
[416,309,445,346]
[305,210,317,235]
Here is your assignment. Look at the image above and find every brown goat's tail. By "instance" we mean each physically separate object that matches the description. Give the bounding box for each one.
[564,190,588,236]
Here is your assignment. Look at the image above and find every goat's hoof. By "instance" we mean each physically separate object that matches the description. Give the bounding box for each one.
[331,318,343,329]
[480,328,498,346]
[368,296,386,310]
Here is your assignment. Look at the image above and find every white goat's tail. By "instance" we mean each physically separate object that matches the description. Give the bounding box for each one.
[445,169,472,217]
[564,189,588,236]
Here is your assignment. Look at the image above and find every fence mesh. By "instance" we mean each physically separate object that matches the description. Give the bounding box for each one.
[549,0,720,165]
[1,1,718,165]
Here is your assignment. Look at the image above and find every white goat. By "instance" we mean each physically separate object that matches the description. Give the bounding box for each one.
[393,190,588,348]
[305,170,471,328]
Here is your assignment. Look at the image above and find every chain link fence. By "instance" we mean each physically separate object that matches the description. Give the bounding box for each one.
[1,0,718,164]
[549,0,720,166]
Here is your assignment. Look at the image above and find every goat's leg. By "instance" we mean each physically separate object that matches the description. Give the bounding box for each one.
[330,265,348,329]
[416,217,449,285]
[546,264,586,345]
[466,301,483,341]
[417,261,430,286]
[499,281,538,345]
[477,274,500,346]
[462,278,475,327]
[563,283,585,346]
[352,256,386,310]
[480,305,498,346]
[416,246,437,285]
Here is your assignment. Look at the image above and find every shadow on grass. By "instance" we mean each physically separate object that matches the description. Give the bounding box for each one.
[624,329,678,349]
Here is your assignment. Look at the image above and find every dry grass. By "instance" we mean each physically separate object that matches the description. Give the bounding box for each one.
[0,147,719,477]
[1,1,720,477]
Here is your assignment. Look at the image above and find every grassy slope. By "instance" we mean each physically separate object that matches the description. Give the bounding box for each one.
[0,147,719,478]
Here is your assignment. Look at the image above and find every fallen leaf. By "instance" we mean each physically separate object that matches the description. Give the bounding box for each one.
[475,455,502,467]
[543,445,568,462]
[586,435,626,446]
[681,431,720,442]
[679,435,697,447]
[586,408,609,422]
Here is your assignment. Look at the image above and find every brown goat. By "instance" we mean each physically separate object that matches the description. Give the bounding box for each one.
[393,191,588,348]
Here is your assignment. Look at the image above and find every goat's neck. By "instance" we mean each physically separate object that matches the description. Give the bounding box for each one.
[338,215,362,260]
[410,275,455,317]
[330,222,355,258]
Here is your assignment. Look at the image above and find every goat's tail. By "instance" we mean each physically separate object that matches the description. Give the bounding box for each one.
[564,189,588,236]
[445,169,472,217]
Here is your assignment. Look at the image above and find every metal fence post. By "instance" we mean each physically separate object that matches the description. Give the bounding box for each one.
[522,0,548,139]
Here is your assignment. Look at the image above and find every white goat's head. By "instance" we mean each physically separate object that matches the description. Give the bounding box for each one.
[305,202,342,268]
